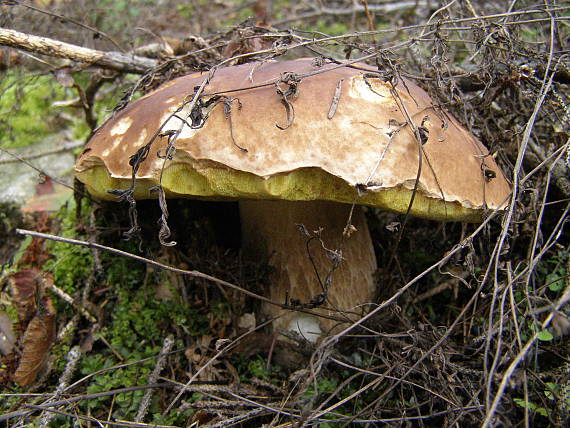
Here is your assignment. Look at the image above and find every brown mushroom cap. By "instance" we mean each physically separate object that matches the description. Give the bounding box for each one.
[76,58,510,221]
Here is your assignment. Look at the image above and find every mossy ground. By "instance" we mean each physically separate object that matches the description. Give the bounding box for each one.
[0,70,130,149]
[0,73,66,148]
[43,200,224,424]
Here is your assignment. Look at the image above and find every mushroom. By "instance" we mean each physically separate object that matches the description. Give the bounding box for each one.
[75,58,510,341]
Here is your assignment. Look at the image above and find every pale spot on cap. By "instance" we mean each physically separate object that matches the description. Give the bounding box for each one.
[349,76,392,104]
[110,117,133,136]
[110,135,124,150]
[132,129,148,148]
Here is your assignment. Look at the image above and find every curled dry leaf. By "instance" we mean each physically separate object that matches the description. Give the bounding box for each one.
[13,295,56,387]
[223,24,275,65]
[8,269,40,325]
[190,409,218,426]
[185,335,227,382]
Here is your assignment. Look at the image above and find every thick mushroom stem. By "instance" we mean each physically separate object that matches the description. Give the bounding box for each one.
[239,200,377,341]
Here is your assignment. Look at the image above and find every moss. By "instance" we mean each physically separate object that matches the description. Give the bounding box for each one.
[0,73,67,148]
[31,195,214,420]
[76,287,200,420]
[105,282,199,354]
[0,70,128,149]
[44,199,93,296]
[66,235,207,420]
[80,350,155,415]
[60,248,200,420]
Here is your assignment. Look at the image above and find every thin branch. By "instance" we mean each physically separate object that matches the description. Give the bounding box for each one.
[0,140,83,165]
[274,1,430,26]
[482,280,570,427]
[134,336,174,423]
[0,384,166,423]
[0,28,157,73]
[13,229,346,323]
[0,146,87,198]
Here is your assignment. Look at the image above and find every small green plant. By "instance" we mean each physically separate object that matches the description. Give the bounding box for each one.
[538,249,568,293]
[304,376,338,400]
[537,329,554,342]
[514,380,570,420]
[234,355,278,383]
[31,198,210,422]
[247,357,271,381]
[513,397,549,417]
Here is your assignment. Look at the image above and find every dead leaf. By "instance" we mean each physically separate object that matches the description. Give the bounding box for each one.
[19,213,53,266]
[215,338,231,351]
[21,179,74,213]
[190,409,218,426]
[13,295,56,387]
[8,269,40,324]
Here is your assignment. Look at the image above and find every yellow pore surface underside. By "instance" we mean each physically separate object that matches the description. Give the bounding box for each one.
[78,162,484,222]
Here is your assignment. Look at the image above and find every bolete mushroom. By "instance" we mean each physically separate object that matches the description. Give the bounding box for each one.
[75,58,510,341]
